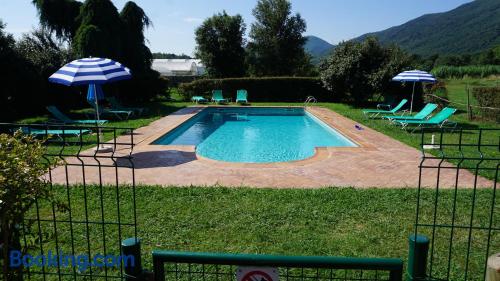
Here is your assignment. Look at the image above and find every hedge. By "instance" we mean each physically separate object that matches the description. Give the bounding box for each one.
[178,77,333,102]
[472,86,500,122]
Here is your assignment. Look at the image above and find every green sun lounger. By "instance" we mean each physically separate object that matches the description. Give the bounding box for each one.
[47,106,108,125]
[236,89,248,104]
[107,96,145,116]
[87,101,133,120]
[396,107,457,132]
[211,90,228,103]
[362,99,408,118]
[383,103,437,122]
[191,96,208,103]
[19,127,91,139]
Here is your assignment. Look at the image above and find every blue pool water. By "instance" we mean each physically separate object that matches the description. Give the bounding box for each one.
[153,107,356,163]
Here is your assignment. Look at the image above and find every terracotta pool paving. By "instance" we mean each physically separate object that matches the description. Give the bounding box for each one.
[49,106,492,188]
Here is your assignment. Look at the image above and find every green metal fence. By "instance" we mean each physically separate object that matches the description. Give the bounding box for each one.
[411,128,499,280]
[150,251,403,281]
[0,123,138,281]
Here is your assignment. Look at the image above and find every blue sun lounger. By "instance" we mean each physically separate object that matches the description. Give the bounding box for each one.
[396,107,457,132]
[383,103,438,122]
[47,106,108,125]
[362,99,408,118]
[19,127,91,139]
[211,90,229,103]
[191,96,208,103]
[236,89,248,104]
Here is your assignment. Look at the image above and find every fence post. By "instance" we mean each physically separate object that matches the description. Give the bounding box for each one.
[466,85,472,120]
[407,234,429,281]
[122,237,143,281]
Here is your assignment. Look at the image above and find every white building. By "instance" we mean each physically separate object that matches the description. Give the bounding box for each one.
[152,59,206,76]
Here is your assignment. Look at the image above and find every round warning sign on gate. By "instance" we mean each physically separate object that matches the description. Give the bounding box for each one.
[236,267,279,281]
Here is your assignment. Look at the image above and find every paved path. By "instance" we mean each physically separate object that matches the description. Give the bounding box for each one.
[49,106,492,188]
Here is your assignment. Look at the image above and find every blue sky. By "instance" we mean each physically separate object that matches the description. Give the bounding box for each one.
[0,0,471,56]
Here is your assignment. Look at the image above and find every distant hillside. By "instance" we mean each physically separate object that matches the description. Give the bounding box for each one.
[304,36,335,64]
[354,0,500,56]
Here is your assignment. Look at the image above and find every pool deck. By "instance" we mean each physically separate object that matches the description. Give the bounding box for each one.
[50,106,492,188]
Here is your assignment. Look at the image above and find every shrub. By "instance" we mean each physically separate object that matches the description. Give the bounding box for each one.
[319,37,411,105]
[472,86,500,122]
[178,77,332,102]
[0,131,57,281]
[424,81,449,110]
[432,65,500,78]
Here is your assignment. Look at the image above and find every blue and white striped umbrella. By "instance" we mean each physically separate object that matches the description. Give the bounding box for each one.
[49,57,131,86]
[49,57,132,129]
[392,70,436,83]
[392,69,437,113]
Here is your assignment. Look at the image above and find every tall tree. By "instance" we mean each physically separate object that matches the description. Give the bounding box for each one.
[32,0,82,40]
[247,0,311,76]
[195,11,246,78]
[120,1,153,73]
[319,37,411,105]
[73,0,123,58]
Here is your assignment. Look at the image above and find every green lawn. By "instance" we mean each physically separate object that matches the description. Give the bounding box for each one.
[444,77,499,110]
[29,186,497,280]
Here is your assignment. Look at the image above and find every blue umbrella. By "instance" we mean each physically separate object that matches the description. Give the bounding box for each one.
[392,70,437,113]
[49,57,131,124]
[87,84,105,104]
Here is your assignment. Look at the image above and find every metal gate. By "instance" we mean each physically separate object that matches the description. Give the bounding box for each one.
[412,128,499,280]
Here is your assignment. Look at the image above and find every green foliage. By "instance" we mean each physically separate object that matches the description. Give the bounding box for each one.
[15,28,77,111]
[0,131,54,281]
[431,46,500,67]
[195,11,246,78]
[73,0,122,59]
[16,29,70,74]
[116,1,164,102]
[178,77,332,102]
[73,24,108,57]
[247,0,312,76]
[319,37,412,104]
[0,21,48,120]
[354,0,500,56]
[152,53,192,59]
[424,81,449,110]
[478,47,500,65]
[432,65,500,78]
[472,87,500,122]
[120,1,152,72]
[31,0,82,40]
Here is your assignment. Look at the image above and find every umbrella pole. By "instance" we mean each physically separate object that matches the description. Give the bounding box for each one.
[92,85,112,153]
[93,84,104,150]
[94,84,101,127]
[410,81,416,114]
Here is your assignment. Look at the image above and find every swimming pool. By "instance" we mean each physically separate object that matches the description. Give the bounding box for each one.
[153,107,356,163]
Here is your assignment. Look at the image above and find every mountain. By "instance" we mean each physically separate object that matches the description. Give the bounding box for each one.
[304,36,335,64]
[353,0,500,56]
